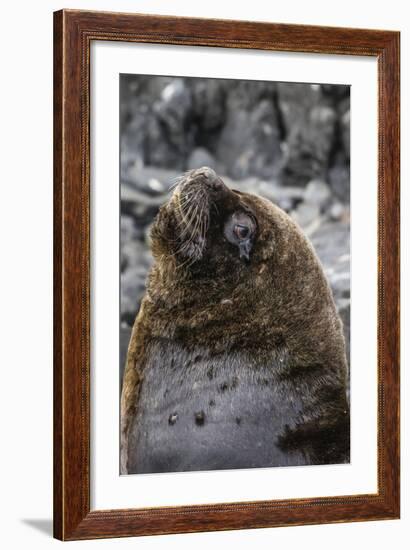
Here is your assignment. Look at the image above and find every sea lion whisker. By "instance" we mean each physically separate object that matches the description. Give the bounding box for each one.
[175,225,199,254]
[170,211,202,256]
[168,174,187,190]
[179,189,208,232]
[174,207,207,258]
[170,169,191,187]
[175,183,199,201]
[198,210,208,242]
[168,179,180,191]
[166,205,201,246]
[177,194,199,219]
[185,204,205,239]
[164,179,210,259]
[175,255,194,270]
[178,205,200,238]
[190,201,209,247]
[177,192,195,205]
[176,188,202,220]
[176,200,198,230]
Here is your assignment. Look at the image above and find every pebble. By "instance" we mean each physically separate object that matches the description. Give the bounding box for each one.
[195,411,205,426]
[168,413,178,425]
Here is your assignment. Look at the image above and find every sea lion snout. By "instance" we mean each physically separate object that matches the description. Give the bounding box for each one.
[191,166,217,182]
[176,166,225,194]
[195,167,224,192]
[163,167,222,264]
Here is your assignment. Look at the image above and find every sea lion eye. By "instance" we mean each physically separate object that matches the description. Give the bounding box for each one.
[234,224,250,241]
[224,212,256,262]
[225,213,255,243]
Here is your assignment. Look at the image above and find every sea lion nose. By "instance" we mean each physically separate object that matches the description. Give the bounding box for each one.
[197,166,215,178]
[196,166,223,191]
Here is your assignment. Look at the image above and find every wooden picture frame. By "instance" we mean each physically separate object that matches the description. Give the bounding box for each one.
[53,9,400,541]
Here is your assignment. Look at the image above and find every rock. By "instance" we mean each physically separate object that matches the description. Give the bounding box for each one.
[327,268,350,301]
[121,216,142,271]
[120,167,182,226]
[304,179,332,211]
[224,80,277,111]
[282,105,337,186]
[216,100,282,180]
[120,112,147,177]
[191,79,226,131]
[121,262,152,327]
[121,181,166,225]
[329,202,347,222]
[329,162,350,203]
[123,78,195,171]
[125,166,180,195]
[310,218,350,379]
[277,83,337,186]
[257,181,304,211]
[120,77,349,190]
[215,80,281,179]
[122,237,151,274]
[341,109,350,159]
[153,79,194,165]
[121,215,139,244]
[277,82,322,134]
[311,221,350,301]
[291,202,320,231]
[209,177,300,212]
[321,83,350,103]
[187,147,217,171]
[120,75,181,175]
[145,115,185,170]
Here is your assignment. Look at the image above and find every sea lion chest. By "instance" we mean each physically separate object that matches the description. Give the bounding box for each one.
[127,339,307,474]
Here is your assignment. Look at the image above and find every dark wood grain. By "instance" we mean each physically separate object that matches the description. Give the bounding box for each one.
[53,9,400,541]
[53,10,63,541]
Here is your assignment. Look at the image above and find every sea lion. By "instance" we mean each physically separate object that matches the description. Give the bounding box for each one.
[120,167,349,474]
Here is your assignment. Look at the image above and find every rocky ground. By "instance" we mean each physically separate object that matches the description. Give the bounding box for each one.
[119,77,350,379]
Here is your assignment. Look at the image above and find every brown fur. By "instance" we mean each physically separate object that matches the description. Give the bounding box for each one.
[120,168,349,473]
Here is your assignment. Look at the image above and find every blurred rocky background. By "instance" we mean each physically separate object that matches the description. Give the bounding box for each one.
[120,75,350,379]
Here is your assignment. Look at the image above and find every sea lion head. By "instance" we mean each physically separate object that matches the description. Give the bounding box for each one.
[150,166,290,275]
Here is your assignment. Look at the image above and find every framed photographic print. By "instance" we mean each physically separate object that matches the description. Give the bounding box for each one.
[53,9,400,540]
